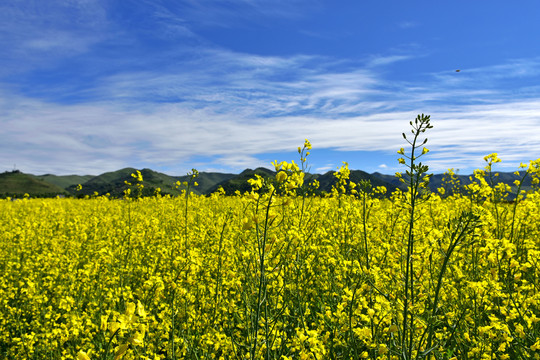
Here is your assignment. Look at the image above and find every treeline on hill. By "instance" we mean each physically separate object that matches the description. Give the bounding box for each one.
[0,166,533,200]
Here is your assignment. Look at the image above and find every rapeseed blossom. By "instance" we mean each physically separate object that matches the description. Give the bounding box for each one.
[1,147,540,359]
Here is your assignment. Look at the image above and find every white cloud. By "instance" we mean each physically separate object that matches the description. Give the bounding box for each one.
[366,55,413,67]
[176,0,321,26]
[2,2,540,176]
[3,82,540,176]
[315,166,334,173]
[398,21,418,29]
[0,1,108,70]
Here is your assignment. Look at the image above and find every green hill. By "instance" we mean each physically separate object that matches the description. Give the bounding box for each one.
[0,171,67,197]
[207,167,275,195]
[67,168,183,197]
[314,170,399,195]
[65,168,236,197]
[371,171,534,199]
[175,172,236,194]
[32,174,95,189]
[206,168,399,196]
[3,167,534,199]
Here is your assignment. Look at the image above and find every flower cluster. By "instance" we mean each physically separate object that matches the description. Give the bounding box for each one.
[2,136,540,360]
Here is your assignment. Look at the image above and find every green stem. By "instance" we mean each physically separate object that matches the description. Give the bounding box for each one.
[251,189,275,360]
[425,212,477,356]
[402,137,418,360]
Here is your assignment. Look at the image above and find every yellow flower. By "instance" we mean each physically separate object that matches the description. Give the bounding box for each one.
[483,153,501,164]
[78,350,91,360]
[276,171,288,183]
[100,315,108,331]
[137,300,147,318]
[129,331,145,346]
[125,302,136,315]
[108,321,121,334]
[271,160,284,171]
[131,170,143,182]
[248,176,263,190]
[114,343,129,360]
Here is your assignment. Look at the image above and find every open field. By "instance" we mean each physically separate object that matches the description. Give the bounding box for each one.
[3,120,540,360]
[2,158,540,359]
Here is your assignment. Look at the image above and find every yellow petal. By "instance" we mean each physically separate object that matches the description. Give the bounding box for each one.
[137,300,147,318]
[114,344,129,360]
[78,350,91,360]
[125,302,136,315]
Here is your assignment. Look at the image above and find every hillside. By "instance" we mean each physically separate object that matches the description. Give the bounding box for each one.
[32,174,95,189]
[63,168,237,197]
[371,170,534,199]
[65,168,181,197]
[2,167,535,199]
[208,168,400,196]
[315,169,399,194]
[0,171,67,197]
[174,171,236,194]
[207,167,275,195]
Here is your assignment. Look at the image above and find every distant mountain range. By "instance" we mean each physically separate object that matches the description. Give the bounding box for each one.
[0,167,532,199]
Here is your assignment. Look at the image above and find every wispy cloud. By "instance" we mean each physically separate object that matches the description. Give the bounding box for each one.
[3,81,540,175]
[366,54,414,67]
[2,1,540,175]
[181,0,321,24]
[398,21,418,29]
[0,1,108,74]
[431,58,540,87]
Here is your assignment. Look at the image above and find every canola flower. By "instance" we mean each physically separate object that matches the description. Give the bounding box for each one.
[2,118,540,359]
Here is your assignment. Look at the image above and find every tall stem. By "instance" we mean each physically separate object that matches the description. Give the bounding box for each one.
[398,114,432,360]
[402,139,417,360]
[251,189,275,360]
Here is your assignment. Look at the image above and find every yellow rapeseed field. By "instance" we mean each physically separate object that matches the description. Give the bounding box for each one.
[2,118,540,360]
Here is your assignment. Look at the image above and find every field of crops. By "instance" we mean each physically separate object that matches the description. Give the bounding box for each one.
[2,119,540,360]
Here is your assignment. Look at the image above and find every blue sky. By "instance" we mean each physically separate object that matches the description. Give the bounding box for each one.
[2,0,540,176]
